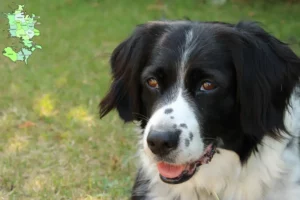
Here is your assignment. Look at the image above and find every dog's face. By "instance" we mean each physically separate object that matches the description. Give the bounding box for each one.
[138,24,239,184]
[100,21,300,184]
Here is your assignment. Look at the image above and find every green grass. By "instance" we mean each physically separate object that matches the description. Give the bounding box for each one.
[0,0,299,199]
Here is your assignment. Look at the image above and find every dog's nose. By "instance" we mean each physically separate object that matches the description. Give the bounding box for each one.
[147,129,180,156]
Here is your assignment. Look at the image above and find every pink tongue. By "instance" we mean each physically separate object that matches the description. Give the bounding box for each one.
[157,162,186,178]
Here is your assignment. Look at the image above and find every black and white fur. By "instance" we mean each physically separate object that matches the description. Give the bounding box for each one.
[100,20,300,200]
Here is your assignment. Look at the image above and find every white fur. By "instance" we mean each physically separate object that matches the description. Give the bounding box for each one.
[143,88,204,164]
[180,29,195,71]
[137,87,300,200]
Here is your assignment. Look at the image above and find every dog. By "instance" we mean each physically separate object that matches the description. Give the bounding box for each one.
[100,20,300,200]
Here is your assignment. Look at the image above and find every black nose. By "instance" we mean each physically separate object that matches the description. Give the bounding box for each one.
[147,129,180,156]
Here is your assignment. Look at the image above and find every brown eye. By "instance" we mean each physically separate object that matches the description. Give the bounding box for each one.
[147,78,159,89]
[201,81,216,91]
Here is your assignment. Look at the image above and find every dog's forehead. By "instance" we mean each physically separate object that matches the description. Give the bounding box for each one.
[147,23,230,74]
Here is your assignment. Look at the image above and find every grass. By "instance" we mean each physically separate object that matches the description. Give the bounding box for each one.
[0,0,299,199]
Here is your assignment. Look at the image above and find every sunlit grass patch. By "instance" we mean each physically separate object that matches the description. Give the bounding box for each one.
[6,135,29,153]
[0,110,9,127]
[67,106,95,127]
[0,191,9,200]
[23,174,48,193]
[0,107,28,128]
[33,94,57,117]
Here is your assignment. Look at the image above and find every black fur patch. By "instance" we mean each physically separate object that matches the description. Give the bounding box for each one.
[189,132,193,141]
[180,123,187,129]
[185,139,190,147]
[165,108,173,114]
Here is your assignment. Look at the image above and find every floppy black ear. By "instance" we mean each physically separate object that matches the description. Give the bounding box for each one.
[100,23,167,122]
[231,21,300,139]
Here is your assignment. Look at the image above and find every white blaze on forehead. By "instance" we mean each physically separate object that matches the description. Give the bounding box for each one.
[178,29,197,78]
[180,29,194,69]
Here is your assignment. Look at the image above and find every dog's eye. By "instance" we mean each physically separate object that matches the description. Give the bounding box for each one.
[200,81,216,91]
[147,78,159,89]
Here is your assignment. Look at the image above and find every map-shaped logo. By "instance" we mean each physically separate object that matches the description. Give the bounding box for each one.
[2,5,42,64]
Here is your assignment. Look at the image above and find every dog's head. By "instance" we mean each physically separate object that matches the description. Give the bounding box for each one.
[100,21,300,184]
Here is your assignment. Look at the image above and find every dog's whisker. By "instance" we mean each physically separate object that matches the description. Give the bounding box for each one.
[132,112,149,121]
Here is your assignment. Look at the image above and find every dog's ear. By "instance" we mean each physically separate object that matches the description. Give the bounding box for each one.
[100,23,167,122]
[230,21,300,139]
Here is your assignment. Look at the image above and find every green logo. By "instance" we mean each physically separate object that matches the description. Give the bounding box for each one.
[2,5,42,64]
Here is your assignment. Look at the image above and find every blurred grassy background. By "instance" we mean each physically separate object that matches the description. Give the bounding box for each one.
[0,0,299,199]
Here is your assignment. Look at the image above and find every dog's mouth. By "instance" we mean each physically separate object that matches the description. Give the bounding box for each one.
[157,143,216,184]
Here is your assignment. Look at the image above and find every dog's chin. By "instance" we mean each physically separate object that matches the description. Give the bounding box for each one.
[157,143,217,184]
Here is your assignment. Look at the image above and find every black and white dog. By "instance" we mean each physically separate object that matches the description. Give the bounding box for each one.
[100,20,300,200]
